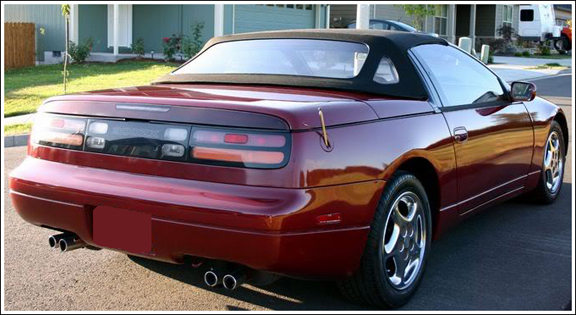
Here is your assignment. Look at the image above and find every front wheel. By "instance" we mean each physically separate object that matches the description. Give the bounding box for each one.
[338,171,432,308]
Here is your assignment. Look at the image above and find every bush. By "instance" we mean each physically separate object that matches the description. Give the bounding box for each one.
[539,44,551,56]
[522,50,531,57]
[69,38,93,63]
[514,52,523,57]
[162,35,182,61]
[497,25,516,41]
[182,22,205,59]
[131,38,145,58]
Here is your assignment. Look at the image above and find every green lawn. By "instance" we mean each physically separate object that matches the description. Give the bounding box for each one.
[4,60,178,117]
[4,123,32,135]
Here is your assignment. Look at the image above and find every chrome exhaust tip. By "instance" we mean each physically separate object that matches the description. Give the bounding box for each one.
[59,235,86,252]
[49,233,72,249]
[204,271,220,287]
[223,274,238,290]
[223,271,247,290]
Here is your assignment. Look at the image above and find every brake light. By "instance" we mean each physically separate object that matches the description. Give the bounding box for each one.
[32,114,86,148]
[190,128,290,168]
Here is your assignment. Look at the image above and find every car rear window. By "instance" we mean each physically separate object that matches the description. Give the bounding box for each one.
[173,39,370,79]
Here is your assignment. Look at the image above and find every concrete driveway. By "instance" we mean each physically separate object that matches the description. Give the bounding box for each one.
[3,75,573,311]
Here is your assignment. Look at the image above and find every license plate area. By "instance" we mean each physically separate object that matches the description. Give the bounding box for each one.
[93,206,151,254]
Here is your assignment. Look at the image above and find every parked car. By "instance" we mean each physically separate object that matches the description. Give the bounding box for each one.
[10,29,568,308]
[347,19,439,37]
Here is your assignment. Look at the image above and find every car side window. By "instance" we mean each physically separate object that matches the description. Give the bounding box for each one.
[411,44,507,107]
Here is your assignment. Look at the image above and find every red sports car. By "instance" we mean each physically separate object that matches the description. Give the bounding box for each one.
[9,30,568,308]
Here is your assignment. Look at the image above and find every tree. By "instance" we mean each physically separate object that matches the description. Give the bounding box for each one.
[61,4,70,94]
[395,5,436,31]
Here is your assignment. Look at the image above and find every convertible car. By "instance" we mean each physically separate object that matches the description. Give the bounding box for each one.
[10,29,568,308]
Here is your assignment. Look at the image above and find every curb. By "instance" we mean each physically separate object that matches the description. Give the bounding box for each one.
[4,134,29,148]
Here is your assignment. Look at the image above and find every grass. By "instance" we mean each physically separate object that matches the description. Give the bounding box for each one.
[516,54,572,60]
[4,123,32,135]
[4,60,178,117]
[527,62,570,70]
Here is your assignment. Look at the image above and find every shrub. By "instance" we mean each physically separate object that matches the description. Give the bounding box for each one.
[69,38,93,63]
[539,44,551,56]
[182,22,205,59]
[162,35,182,61]
[522,50,531,57]
[514,52,523,57]
[497,25,516,41]
[131,37,145,58]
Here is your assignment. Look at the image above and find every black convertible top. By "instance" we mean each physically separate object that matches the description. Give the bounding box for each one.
[154,29,448,100]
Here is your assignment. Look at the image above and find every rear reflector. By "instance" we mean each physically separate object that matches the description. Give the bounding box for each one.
[316,213,342,225]
[192,147,285,165]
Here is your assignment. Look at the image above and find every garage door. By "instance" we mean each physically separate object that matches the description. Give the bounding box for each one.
[234,4,316,34]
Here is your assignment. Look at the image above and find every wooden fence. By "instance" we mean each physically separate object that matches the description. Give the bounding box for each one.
[4,22,36,70]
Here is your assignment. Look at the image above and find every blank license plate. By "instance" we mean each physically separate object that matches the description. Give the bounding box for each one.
[93,206,151,254]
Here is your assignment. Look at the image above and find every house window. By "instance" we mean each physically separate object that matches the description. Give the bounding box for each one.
[502,5,513,27]
[434,5,448,36]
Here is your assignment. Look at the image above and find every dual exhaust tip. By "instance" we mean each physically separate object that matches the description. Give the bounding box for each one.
[204,270,246,290]
[48,233,86,252]
[50,233,244,289]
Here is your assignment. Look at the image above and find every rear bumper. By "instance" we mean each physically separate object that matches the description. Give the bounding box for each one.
[9,157,385,279]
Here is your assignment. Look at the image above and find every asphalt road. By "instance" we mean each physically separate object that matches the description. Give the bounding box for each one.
[3,75,573,311]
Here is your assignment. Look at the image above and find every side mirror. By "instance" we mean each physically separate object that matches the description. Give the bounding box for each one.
[510,81,537,102]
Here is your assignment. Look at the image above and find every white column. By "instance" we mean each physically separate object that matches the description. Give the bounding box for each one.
[326,4,331,29]
[70,4,79,44]
[214,4,224,37]
[469,4,476,50]
[448,5,456,44]
[113,4,119,55]
[315,5,321,28]
[356,4,370,29]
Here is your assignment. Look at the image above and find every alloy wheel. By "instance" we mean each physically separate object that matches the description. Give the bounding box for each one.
[543,131,563,194]
[382,191,427,291]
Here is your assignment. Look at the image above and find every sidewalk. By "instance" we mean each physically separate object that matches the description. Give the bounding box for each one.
[4,113,35,126]
[489,55,572,82]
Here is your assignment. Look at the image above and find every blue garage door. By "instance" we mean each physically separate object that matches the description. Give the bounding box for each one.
[234,4,316,34]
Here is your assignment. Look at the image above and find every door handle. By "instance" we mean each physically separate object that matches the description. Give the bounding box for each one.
[454,127,468,143]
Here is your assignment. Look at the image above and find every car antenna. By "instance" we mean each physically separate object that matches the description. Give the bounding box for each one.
[318,108,330,148]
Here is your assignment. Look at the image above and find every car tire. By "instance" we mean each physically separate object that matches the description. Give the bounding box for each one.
[530,121,566,204]
[338,171,432,308]
[554,35,569,55]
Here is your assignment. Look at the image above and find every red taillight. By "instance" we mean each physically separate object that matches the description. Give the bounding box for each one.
[224,134,248,144]
[191,128,290,168]
[32,114,86,148]
[194,130,286,148]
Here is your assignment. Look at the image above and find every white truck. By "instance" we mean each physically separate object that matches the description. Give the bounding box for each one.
[518,4,572,54]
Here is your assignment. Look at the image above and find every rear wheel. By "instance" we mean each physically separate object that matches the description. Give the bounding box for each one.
[554,35,570,55]
[338,171,432,308]
[530,121,566,204]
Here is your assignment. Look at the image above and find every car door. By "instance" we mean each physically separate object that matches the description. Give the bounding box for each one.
[412,44,534,214]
